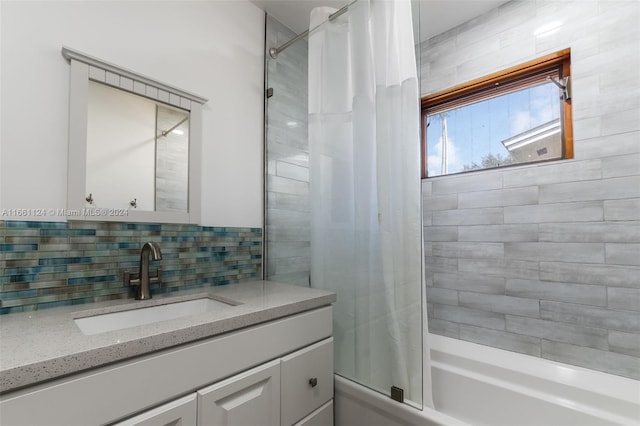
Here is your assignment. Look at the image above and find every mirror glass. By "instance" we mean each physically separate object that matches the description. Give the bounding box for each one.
[86,81,189,212]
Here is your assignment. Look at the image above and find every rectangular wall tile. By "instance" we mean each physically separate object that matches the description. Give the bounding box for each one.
[459,292,539,317]
[458,186,538,209]
[540,261,640,288]
[459,258,539,280]
[266,241,309,259]
[539,222,640,243]
[575,131,640,160]
[422,180,433,197]
[606,243,640,266]
[609,331,640,357]
[425,256,458,273]
[506,279,606,307]
[601,107,640,136]
[268,192,310,213]
[433,242,504,259]
[427,318,460,339]
[432,208,503,226]
[433,272,506,294]
[423,241,433,257]
[426,286,458,306]
[505,242,605,263]
[504,202,604,223]
[458,224,538,242]
[604,199,640,221]
[542,340,640,380]
[276,161,309,182]
[266,175,308,195]
[501,159,602,188]
[433,304,506,330]
[602,153,640,178]
[540,301,640,333]
[506,315,609,350]
[539,176,640,204]
[608,287,640,312]
[267,208,309,228]
[423,194,458,211]
[459,325,541,357]
[431,172,503,195]
[424,226,458,242]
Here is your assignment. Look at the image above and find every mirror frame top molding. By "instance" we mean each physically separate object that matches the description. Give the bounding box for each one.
[62,46,207,224]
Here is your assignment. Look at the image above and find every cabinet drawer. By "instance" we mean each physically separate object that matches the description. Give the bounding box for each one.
[111,394,196,426]
[294,400,333,426]
[281,338,333,426]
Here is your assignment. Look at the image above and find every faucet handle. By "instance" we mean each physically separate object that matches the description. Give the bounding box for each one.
[149,267,162,284]
[124,269,162,286]
[124,270,140,286]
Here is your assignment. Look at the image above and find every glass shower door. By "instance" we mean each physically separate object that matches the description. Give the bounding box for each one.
[264,0,424,408]
[264,14,311,287]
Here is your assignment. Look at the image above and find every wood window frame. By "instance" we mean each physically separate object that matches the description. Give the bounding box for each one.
[420,49,573,178]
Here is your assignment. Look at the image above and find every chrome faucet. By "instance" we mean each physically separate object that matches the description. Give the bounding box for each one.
[124,242,163,300]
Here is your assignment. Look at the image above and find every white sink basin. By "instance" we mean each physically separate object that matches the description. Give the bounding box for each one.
[74,297,237,335]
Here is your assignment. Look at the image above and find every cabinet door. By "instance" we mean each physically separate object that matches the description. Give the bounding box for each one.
[111,394,197,426]
[197,359,280,426]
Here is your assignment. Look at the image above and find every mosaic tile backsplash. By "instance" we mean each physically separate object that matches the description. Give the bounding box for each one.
[0,221,262,314]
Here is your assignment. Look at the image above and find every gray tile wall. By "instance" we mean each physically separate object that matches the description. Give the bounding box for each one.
[264,16,310,286]
[421,0,640,379]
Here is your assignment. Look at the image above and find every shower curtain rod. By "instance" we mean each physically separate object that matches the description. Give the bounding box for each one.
[268,3,351,59]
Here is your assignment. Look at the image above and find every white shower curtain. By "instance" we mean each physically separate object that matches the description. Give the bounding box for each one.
[309,0,432,407]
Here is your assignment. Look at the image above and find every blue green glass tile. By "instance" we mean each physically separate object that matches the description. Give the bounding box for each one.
[4,266,66,275]
[0,244,38,252]
[68,275,117,285]
[0,306,26,315]
[95,243,119,250]
[71,297,98,305]
[164,268,196,277]
[40,228,95,236]
[8,274,37,283]
[4,236,41,244]
[1,259,40,268]
[5,221,69,229]
[0,220,262,313]
[0,289,38,299]
[2,226,43,236]
[36,299,75,310]
[39,257,92,266]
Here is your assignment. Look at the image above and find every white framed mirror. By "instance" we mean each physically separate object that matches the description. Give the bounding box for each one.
[62,47,206,224]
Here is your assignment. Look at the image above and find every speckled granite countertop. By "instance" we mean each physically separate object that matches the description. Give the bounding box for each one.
[0,281,336,394]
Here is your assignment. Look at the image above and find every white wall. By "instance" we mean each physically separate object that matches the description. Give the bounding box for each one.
[0,0,265,227]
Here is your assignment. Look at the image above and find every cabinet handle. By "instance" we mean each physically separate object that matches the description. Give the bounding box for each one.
[309,377,318,388]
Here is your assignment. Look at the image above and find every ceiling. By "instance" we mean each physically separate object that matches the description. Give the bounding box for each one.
[251,0,510,41]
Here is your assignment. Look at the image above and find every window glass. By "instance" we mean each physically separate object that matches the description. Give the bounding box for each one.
[425,78,562,177]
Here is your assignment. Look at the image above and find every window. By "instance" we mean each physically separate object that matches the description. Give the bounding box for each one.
[421,49,572,178]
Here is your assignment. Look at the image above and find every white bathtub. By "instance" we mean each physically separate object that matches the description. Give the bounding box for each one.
[335,334,640,426]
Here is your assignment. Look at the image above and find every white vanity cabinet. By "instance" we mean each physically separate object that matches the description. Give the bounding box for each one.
[113,338,334,426]
[0,306,334,426]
